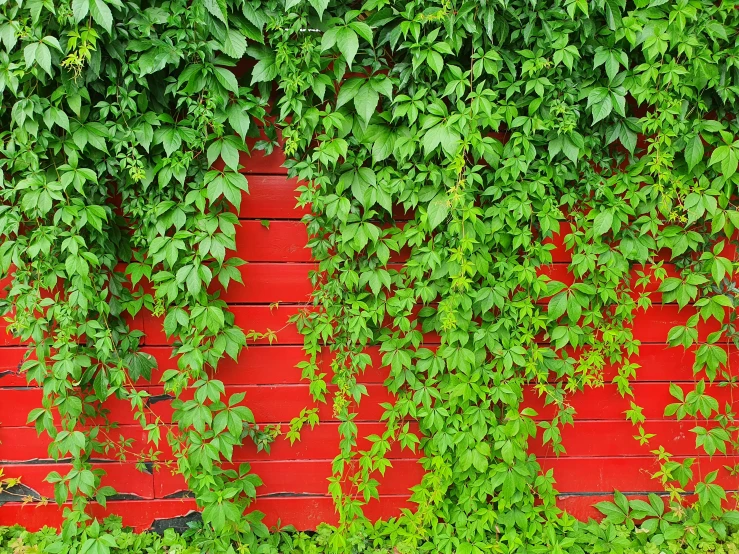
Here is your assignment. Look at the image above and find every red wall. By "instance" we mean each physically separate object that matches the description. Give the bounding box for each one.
[0,144,731,531]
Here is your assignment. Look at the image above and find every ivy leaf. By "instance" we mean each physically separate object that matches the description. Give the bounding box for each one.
[548,292,567,320]
[159,127,182,157]
[427,192,448,230]
[685,135,704,171]
[72,0,90,22]
[221,29,246,59]
[592,210,613,236]
[349,21,373,45]
[709,144,738,180]
[354,83,379,122]
[227,105,251,139]
[321,28,338,52]
[423,124,460,156]
[90,0,113,33]
[337,27,359,69]
[370,126,394,163]
[220,139,240,171]
[215,67,239,94]
[35,43,52,76]
[591,95,613,124]
[351,167,376,208]
[202,0,226,23]
[250,53,277,84]
[308,0,329,19]
[336,78,363,109]
[595,500,628,524]
[0,24,17,51]
[561,136,580,162]
[620,125,636,154]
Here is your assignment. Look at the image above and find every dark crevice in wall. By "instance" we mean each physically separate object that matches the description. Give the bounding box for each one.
[148,511,202,535]
[0,483,42,506]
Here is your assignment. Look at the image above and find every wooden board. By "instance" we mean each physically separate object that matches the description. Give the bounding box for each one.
[0,142,734,533]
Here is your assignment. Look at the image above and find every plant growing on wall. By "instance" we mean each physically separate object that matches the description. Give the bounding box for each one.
[2,0,739,552]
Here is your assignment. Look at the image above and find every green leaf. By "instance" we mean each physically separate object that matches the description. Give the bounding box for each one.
[592,95,613,124]
[35,43,52,76]
[685,135,704,171]
[72,0,90,22]
[160,127,181,157]
[227,105,251,138]
[215,67,239,93]
[320,28,338,52]
[250,54,277,84]
[336,78,363,109]
[336,27,359,69]
[548,292,567,320]
[220,139,240,170]
[351,167,376,208]
[308,0,329,19]
[90,0,113,33]
[202,0,226,23]
[354,83,379,122]
[620,125,636,154]
[592,210,613,236]
[427,192,449,230]
[350,21,373,45]
[222,29,247,59]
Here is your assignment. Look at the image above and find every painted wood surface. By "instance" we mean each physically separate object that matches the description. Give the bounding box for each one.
[0,143,733,533]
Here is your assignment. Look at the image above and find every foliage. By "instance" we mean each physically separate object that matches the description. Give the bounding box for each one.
[2,0,739,552]
[0,0,278,551]
[4,513,739,554]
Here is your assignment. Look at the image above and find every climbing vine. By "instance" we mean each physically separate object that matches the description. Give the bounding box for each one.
[3,0,739,553]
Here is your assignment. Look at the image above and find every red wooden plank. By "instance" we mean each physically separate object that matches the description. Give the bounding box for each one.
[146,345,389,385]
[0,494,416,532]
[241,133,287,175]
[0,426,149,462]
[0,320,22,346]
[523,382,738,421]
[142,305,307,346]
[539,262,680,301]
[0,498,199,532]
[0,389,143,428]
[141,343,732,387]
[142,303,716,348]
[238,175,308,219]
[219,263,316,304]
[554,493,732,522]
[0,346,28,385]
[154,458,424,498]
[600,343,739,382]
[146,380,737,426]
[632,304,721,344]
[556,494,636,521]
[531,420,719,458]
[154,422,423,462]
[147,383,395,424]
[541,456,739,493]
[233,221,311,262]
[257,494,414,529]
[0,462,154,499]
